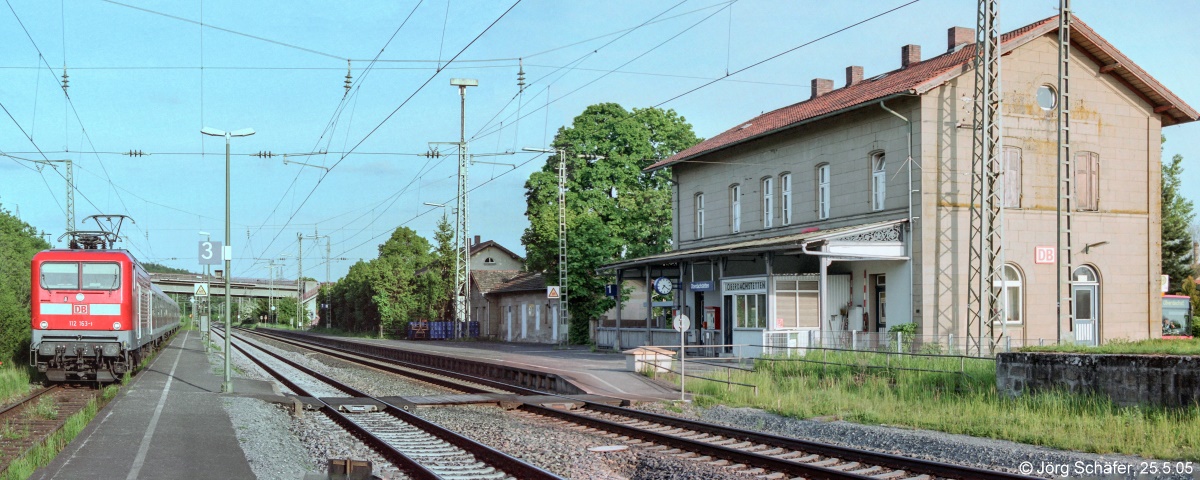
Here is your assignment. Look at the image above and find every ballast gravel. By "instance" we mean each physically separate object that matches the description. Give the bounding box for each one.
[216,333,1190,480]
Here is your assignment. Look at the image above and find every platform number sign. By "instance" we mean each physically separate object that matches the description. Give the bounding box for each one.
[199,241,223,265]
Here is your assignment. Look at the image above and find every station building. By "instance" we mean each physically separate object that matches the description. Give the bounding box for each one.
[598,15,1198,356]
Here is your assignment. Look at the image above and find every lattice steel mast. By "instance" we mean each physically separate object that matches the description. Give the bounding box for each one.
[1056,1,1073,343]
[966,0,1004,356]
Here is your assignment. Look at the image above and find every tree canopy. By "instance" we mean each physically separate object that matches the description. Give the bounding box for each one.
[0,205,51,361]
[521,103,701,343]
[1162,136,1194,293]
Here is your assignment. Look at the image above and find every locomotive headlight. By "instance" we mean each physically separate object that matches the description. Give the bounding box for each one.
[113,321,122,330]
[39,320,48,330]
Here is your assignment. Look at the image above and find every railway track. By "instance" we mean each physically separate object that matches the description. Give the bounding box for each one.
[244,328,1037,480]
[0,385,99,474]
[218,327,561,480]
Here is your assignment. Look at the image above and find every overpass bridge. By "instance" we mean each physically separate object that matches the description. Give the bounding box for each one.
[150,272,319,322]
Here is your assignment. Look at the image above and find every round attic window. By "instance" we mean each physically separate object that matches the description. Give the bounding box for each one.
[1036,85,1057,110]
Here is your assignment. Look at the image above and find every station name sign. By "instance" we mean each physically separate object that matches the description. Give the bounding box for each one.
[688,281,714,292]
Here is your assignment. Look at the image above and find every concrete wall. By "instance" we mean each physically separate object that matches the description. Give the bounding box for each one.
[495,291,560,344]
[997,352,1200,407]
[922,33,1163,343]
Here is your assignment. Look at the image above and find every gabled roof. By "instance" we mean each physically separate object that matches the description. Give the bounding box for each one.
[647,15,1197,172]
[471,240,523,261]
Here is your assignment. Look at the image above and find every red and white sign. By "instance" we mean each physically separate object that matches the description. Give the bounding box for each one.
[1034,246,1056,264]
[72,304,89,315]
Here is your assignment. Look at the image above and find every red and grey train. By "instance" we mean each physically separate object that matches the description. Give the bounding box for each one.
[30,248,180,382]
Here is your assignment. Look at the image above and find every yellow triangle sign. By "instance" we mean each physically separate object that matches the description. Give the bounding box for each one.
[547,286,560,299]
[195,285,208,296]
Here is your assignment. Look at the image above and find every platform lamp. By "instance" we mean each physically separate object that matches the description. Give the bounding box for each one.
[201,126,254,394]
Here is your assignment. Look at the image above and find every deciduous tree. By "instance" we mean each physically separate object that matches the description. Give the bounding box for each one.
[522,103,700,343]
[1162,136,1194,293]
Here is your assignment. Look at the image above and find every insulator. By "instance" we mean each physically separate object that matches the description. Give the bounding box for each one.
[344,60,352,96]
[517,58,526,91]
[61,67,69,93]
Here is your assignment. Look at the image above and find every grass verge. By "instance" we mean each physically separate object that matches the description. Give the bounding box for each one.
[0,384,119,480]
[683,350,1200,460]
[0,364,32,407]
[1019,338,1200,355]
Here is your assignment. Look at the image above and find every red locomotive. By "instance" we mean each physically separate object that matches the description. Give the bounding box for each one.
[29,215,179,382]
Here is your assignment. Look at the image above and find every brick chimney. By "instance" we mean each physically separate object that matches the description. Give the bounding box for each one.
[811,78,833,99]
[845,66,863,87]
[901,44,921,68]
[473,235,481,246]
[947,26,974,52]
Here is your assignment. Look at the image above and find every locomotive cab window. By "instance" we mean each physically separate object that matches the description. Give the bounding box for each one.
[40,262,79,290]
[82,263,120,290]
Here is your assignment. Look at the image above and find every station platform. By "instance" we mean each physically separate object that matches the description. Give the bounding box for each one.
[33,331,273,480]
[331,335,681,403]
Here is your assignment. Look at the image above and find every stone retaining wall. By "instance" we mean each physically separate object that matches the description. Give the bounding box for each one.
[996,352,1200,407]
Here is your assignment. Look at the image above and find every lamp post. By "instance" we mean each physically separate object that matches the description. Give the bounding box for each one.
[201,126,254,394]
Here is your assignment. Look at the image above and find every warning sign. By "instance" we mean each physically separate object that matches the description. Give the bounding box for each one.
[194,283,209,297]
[547,286,560,299]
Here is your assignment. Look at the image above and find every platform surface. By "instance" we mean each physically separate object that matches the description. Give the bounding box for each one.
[341,335,682,403]
[33,331,269,480]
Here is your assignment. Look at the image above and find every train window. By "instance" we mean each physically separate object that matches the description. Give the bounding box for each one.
[40,262,79,290]
[82,263,121,290]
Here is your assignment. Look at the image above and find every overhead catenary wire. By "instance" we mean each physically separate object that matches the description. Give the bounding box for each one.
[251,1,523,269]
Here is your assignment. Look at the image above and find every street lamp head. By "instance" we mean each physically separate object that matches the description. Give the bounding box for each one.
[423,202,446,208]
[450,78,478,87]
[201,127,255,138]
[198,231,210,237]
[521,147,555,154]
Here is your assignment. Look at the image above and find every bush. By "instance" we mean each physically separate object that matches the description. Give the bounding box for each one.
[889,322,918,351]
[1192,316,1200,338]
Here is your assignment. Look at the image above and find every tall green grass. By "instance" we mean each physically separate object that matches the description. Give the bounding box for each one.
[684,350,1200,460]
[1,385,117,480]
[1020,338,1200,355]
[0,364,32,406]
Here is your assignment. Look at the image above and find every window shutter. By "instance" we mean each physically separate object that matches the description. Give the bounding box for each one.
[1074,152,1091,210]
[1088,153,1099,211]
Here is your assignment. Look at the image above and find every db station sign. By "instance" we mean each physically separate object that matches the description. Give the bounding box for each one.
[1034,246,1056,264]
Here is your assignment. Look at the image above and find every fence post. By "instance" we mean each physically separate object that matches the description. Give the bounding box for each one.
[1006,336,1011,352]
[823,347,827,373]
[896,332,902,353]
[852,330,858,351]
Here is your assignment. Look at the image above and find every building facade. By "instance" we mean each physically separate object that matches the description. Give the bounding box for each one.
[600,16,1197,356]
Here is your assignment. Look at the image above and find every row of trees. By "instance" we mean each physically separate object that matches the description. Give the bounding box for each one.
[0,206,51,362]
[316,103,699,343]
[318,216,456,337]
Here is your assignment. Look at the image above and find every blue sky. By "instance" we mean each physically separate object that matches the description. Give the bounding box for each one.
[1,0,1197,282]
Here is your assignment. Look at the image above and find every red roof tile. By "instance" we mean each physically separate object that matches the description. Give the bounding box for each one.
[647,14,1195,171]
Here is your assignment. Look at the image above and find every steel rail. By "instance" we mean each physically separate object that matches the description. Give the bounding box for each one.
[225,328,562,480]
[0,385,62,419]
[246,329,1035,479]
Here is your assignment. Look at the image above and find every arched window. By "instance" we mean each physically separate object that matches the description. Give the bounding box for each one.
[1071,265,1100,345]
[484,257,496,265]
[871,152,886,211]
[816,164,830,220]
[991,264,1023,324]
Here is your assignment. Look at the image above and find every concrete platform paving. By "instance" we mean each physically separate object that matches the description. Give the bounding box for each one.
[33,331,273,480]
[340,336,682,403]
